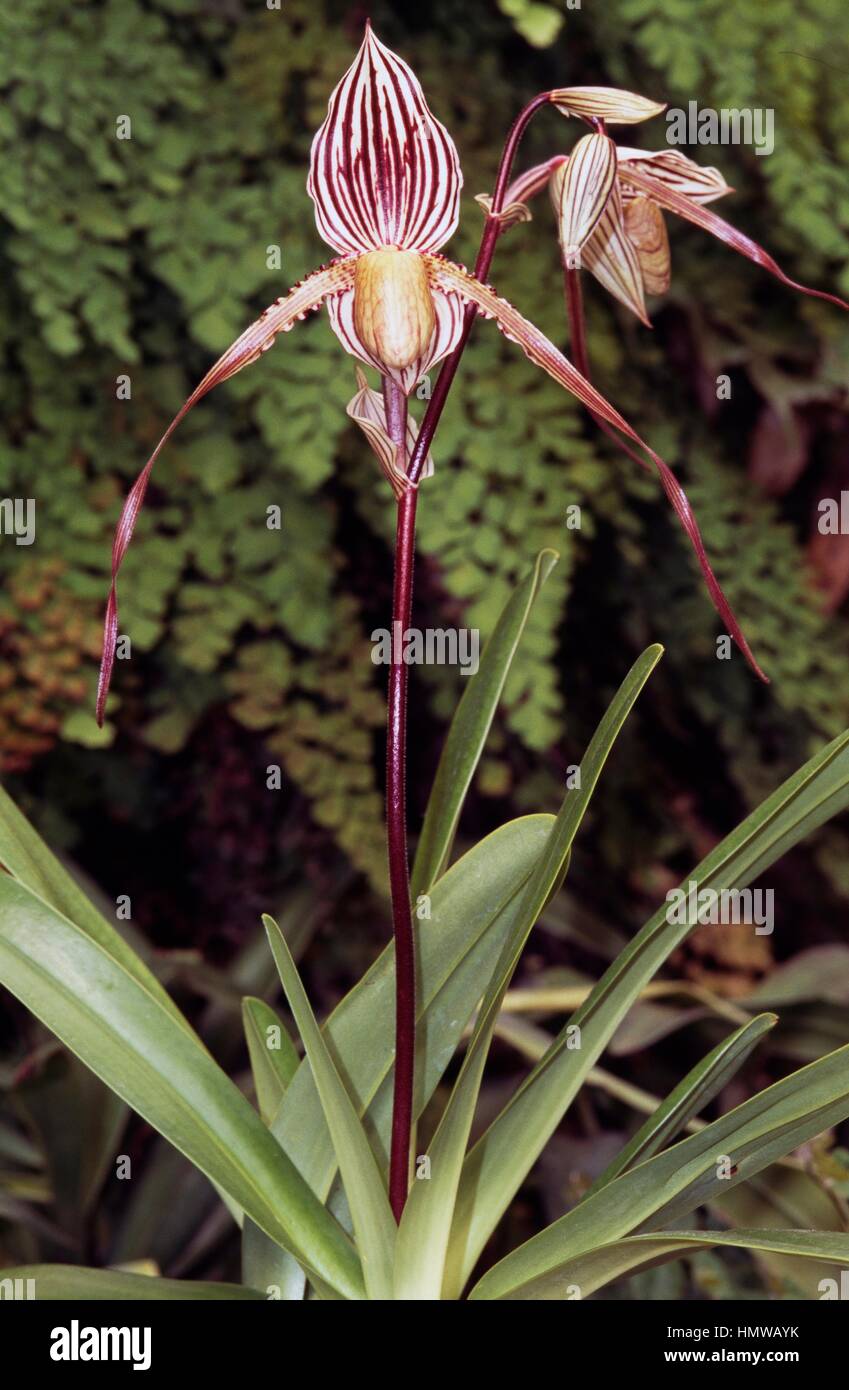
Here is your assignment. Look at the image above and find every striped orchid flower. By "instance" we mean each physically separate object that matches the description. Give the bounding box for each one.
[495,94,849,324]
[97,32,767,723]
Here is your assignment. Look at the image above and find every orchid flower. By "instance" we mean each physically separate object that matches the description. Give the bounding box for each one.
[494,89,849,326]
[96,33,765,723]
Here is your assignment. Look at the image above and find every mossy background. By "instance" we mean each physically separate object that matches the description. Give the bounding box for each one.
[1,0,849,1292]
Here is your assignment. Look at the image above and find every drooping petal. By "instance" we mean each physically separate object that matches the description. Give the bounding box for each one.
[582,183,651,325]
[327,267,465,395]
[307,24,463,256]
[498,155,568,214]
[618,148,731,204]
[346,367,434,496]
[550,133,617,267]
[426,256,768,682]
[623,195,671,295]
[96,259,356,725]
[550,87,666,125]
[620,164,849,311]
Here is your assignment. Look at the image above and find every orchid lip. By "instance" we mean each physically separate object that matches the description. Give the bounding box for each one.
[353,250,437,372]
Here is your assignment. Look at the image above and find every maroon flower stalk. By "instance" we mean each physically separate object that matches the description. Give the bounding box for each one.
[382,379,418,1222]
[564,265,649,474]
[383,96,551,1219]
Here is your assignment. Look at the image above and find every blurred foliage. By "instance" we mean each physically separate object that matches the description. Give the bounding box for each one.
[0,0,848,917]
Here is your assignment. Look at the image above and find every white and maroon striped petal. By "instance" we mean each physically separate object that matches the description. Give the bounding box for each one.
[428,256,649,429]
[618,149,731,204]
[582,183,650,325]
[307,24,463,256]
[347,367,434,496]
[619,163,849,311]
[550,133,617,267]
[426,256,767,681]
[96,259,356,724]
[327,275,465,395]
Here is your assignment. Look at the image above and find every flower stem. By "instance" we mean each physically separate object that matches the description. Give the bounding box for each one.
[383,93,551,1219]
[563,265,589,378]
[563,265,651,475]
[383,379,417,1223]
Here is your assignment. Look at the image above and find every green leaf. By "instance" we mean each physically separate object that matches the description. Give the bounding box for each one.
[713,1161,849,1296]
[242,997,300,1124]
[0,874,363,1301]
[447,726,849,1295]
[263,915,396,1301]
[493,1014,846,1296]
[411,549,558,898]
[0,781,192,1038]
[587,1012,778,1195]
[245,813,553,1299]
[0,1266,264,1300]
[470,1041,849,1300]
[396,645,662,1299]
[471,1229,849,1301]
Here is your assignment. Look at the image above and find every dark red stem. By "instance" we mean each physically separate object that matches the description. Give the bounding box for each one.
[564,265,589,376]
[564,264,652,474]
[385,92,551,1221]
[383,381,417,1222]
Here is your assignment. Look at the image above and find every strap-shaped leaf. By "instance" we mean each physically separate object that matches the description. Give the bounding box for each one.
[0,874,363,1301]
[243,813,553,1298]
[395,646,661,1299]
[713,1160,849,1296]
[411,550,558,898]
[471,1229,849,1301]
[470,1041,849,1299]
[0,782,191,1036]
[586,1012,777,1195]
[263,916,396,1300]
[447,726,849,1295]
[242,997,300,1124]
